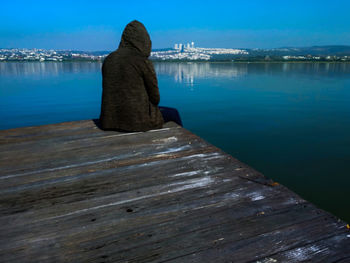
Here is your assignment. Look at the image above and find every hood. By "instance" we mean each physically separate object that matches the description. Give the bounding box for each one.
[118,20,152,57]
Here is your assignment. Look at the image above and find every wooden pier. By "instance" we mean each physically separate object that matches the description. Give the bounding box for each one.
[0,120,349,262]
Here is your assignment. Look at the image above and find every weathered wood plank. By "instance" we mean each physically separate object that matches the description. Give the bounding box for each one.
[0,120,179,146]
[0,188,307,262]
[0,121,178,153]
[256,233,350,263]
[0,151,257,213]
[0,177,297,236]
[0,120,349,262]
[0,124,183,176]
[166,217,348,263]
[0,120,98,144]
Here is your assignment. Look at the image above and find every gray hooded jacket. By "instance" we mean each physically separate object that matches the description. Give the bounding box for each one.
[99,20,164,131]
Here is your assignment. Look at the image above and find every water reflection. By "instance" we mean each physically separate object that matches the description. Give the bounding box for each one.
[154,62,350,85]
[0,62,102,77]
[2,61,349,80]
[253,62,350,77]
[154,62,248,86]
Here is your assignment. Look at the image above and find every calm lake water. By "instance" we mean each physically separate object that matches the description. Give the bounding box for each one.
[1,61,350,222]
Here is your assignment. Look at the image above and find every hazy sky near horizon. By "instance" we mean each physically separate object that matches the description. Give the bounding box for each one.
[1,0,349,50]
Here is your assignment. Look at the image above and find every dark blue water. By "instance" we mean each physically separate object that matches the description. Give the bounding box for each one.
[1,61,350,222]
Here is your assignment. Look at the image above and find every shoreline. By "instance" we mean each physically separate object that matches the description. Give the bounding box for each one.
[1,60,350,64]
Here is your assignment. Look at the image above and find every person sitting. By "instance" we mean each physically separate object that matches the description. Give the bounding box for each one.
[99,20,182,132]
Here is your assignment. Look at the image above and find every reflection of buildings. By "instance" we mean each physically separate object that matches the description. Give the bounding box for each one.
[154,62,248,86]
[154,62,350,87]
[3,61,350,83]
[0,62,102,77]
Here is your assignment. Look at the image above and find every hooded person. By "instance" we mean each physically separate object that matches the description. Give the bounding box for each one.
[99,20,164,132]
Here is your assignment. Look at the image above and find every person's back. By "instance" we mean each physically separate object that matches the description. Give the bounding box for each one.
[100,20,164,132]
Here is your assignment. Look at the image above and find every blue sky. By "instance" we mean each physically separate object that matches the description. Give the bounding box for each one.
[1,0,349,50]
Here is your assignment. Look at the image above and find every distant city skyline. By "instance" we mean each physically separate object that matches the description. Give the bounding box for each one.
[1,0,350,51]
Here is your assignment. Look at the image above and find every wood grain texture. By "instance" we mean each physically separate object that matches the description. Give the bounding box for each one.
[0,120,349,262]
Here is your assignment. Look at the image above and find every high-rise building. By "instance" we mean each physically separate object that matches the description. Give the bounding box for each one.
[174,44,178,50]
[191,42,194,48]
[178,43,183,52]
[186,43,190,49]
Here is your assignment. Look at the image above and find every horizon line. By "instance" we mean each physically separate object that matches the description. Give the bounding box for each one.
[1,44,350,52]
